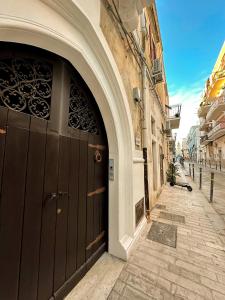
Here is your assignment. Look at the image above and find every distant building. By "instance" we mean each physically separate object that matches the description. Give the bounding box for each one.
[198,41,225,167]
[186,126,200,162]
[176,141,182,156]
[182,138,189,159]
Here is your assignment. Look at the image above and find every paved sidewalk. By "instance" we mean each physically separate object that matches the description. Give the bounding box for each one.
[108,179,225,299]
[184,162,225,230]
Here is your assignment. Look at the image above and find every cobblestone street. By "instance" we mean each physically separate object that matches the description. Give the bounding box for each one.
[109,177,225,300]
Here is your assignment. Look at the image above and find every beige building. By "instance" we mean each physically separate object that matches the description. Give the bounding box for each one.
[182,138,189,159]
[0,0,180,298]
[198,41,225,168]
[101,0,181,208]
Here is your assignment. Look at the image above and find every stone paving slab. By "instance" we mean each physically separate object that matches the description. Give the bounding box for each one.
[108,176,225,300]
[159,211,185,224]
[147,221,177,248]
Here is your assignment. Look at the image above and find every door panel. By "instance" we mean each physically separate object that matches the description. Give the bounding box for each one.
[19,118,47,300]
[66,132,80,279]
[0,112,30,300]
[0,107,7,189]
[93,135,107,254]
[76,133,88,269]
[54,135,70,291]
[38,131,59,300]
[0,43,108,300]
[86,135,95,259]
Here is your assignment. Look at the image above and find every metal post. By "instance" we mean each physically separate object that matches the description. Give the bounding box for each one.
[210,172,214,203]
[199,167,202,190]
[189,163,191,176]
[205,159,206,167]
[220,160,222,171]
[192,164,195,180]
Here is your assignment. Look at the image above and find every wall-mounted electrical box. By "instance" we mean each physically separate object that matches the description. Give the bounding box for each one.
[109,159,114,181]
[133,87,141,102]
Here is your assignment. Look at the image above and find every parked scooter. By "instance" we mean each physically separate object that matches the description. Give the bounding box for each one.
[169,162,192,192]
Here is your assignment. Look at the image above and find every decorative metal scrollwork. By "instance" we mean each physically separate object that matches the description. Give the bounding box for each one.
[68,79,99,134]
[0,58,52,119]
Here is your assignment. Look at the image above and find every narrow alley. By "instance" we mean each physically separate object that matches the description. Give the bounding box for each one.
[0,1,225,300]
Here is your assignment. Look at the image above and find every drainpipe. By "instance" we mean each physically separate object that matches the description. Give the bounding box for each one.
[141,12,150,219]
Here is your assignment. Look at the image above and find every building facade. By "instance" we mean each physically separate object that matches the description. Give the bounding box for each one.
[0,0,180,298]
[186,126,200,162]
[182,138,189,160]
[198,42,225,167]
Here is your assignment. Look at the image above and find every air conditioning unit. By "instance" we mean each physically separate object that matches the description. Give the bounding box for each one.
[133,87,141,102]
[165,120,171,130]
[152,58,162,75]
[153,73,163,84]
[152,58,163,84]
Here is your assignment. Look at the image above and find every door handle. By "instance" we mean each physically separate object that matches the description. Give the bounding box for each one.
[58,191,68,196]
[44,192,57,206]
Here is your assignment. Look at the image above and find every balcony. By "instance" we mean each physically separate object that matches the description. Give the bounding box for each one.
[208,122,225,140]
[198,103,211,117]
[206,95,225,121]
[206,70,225,98]
[199,118,209,131]
[166,104,181,129]
[200,135,212,146]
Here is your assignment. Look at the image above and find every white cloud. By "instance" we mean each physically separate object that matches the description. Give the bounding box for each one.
[168,82,204,143]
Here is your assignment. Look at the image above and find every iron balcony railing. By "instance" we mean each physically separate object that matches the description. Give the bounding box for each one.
[198,103,211,117]
[166,104,181,119]
[165,104,181,129]
[208,122,225,138]
[199,118,206,128]
[200,135,209,143]
[206,95,225,120]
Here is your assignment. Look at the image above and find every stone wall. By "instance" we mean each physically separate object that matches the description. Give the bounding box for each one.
[100,0,143,150]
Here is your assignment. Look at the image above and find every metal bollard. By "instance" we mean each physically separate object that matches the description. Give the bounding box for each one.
[205,159,206,167]
[220,161,222,171]
[192,164,195,180]
[210,172,214,203]
[199,167,202,190]
[216,163,218,170]
[189,163,191,176]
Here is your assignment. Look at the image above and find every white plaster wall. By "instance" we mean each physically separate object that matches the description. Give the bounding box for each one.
[0,0,145,260]
[133,150,145,228]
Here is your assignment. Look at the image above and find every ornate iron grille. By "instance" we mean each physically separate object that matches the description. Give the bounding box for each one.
[0,58,52,119]
[68,79,99,134]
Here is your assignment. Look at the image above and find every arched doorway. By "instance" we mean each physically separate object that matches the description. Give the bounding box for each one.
[0,42,108,300]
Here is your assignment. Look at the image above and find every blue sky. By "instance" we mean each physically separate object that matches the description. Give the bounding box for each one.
[156,0,225,141]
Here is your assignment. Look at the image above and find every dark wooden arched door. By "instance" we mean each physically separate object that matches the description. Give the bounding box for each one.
[0,43,108,300]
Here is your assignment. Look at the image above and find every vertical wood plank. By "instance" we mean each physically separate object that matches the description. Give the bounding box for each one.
[37,130,59,300]
[54,135,70,291]
[0,111,30,300]
[18,118,47,300]
[0,107,8,204]
[66,131,80,279]
[93,134,108,254]
[86,134,95,259]
[76,132,88,269]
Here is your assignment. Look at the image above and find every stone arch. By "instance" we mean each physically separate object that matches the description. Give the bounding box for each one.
[0,7,136,259]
